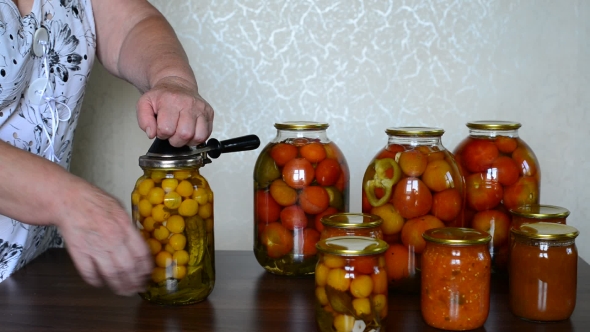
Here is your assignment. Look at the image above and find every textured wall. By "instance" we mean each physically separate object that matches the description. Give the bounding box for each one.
[71,0,590,258]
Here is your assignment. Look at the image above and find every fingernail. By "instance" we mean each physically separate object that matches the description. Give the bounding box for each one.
[146,127,152,138]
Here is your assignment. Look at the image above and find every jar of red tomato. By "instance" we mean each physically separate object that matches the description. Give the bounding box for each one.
[509,204,569,229]
[254,121,349,276]
[453,121,540,272]
[362,127,465,293]
[421,228,492,330]
[319,213,383,240]
[510,222,579,322]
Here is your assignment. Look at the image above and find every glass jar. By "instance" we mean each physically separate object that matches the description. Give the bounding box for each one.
[421,228,492,330]
[453,121,541,272]
[254,121,350,276]
[319,213,383,240]
[509,222,579,322]
[362,127,464,293]
[132,135,260,305]
[315,236,389,332]
[509,204,569,228]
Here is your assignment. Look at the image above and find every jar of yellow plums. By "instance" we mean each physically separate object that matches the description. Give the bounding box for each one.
[132,136,259,305]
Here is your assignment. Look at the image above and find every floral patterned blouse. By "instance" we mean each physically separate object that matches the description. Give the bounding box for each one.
[0,0,95,282]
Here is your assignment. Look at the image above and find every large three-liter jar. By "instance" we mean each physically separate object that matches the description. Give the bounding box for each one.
[362,127,464,293]
[132,136,260,305]
[254,121,349,276]
[510,222,579,322]
[421,228,492,331]
[453,121,541,272]
[315,236,389,332]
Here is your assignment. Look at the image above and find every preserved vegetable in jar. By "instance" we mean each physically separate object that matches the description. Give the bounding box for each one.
[362,127,464,293]
[509,204,569,228]
[133,135,259,305]
[453,121,541,272]
[510,222,579,322]
[320,213,383,240]
[254,121,349,276]
[421,228,492,330]
[315,236,389,332]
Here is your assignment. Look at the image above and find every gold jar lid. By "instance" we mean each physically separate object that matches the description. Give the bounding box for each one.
[466,120,521,130]
[509,205,570,219]
[316,236,389,256]
[511,222,579,240]
[385,127,444,137]
[274,121,329,130]
[321,213,382,229]
[423,227,492,246]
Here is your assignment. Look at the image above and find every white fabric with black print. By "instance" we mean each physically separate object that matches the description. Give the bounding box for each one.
[0,0,95,282]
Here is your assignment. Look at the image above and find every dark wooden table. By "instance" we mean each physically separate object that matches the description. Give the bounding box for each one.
[0,249,588,331]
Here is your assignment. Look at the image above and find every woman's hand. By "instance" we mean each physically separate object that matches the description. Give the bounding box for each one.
[56,176,153,296]
[136,76,214,147]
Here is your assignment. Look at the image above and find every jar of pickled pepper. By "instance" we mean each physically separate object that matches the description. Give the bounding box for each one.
[132,135,260,305]
[362,127,464,293]
[509,204,569,229]
[320,213,383,240]
[421,228,492,330]
[453,121,540,272]
[254,121,349,276]
[315,236,389,332]
[510,222,579,322]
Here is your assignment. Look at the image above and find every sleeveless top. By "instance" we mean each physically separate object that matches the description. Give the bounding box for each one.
[0,0,96,282]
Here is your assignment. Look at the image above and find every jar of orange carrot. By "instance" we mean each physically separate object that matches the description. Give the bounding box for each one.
[421,228,492,330]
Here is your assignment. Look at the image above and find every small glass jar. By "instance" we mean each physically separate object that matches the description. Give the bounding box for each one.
[509,222,579,322]
[453,121,541,272]
[509,204,569,228]
[132,157,215,305]
[319,213,383,240]
[315,236,389,332]
[362,127,465,293]
[254,121,350,276]
[421,227,492,331]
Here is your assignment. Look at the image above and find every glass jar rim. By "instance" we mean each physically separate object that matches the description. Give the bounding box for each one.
[511,222,579,240]
[466,120,521,130]
[423,227,492,246]
[385,127,444,137]
[320,213,383,229]
[316,236,389,256]
[274,121,329,130]
[509,205,570,219]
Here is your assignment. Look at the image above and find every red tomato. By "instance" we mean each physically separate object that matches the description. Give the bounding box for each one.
[495,136,518,154]
[465,172,503,211]
[269,143,298,166]
[462,139,499,173]
[430,188,462,222]
[280,205,308,230]
[255,190,281,224]
[299,186,330,214]
[490,156,520,186]
[261,222,294,258]
[399,150,428,177]
[352,255,378,275]
[315,158,341,186]
[472,210,511,248]
[299,228,320,257]
[512,146,539,177]
[314,207,339,232]
[300,142,327,163]
[401,215,445,254]
[282,158,315,189]
[392,177,433,219]
[503,176,539,210]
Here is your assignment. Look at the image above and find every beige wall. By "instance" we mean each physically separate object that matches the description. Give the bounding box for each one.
[71,1,590,258]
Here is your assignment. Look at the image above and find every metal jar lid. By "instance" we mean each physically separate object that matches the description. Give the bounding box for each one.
[511,222,579,241]
[509,205,570,219]
[385,127,445,137]
[423,227,492,246]
[466,120,522,130]
[274,121,329,131]
[320,213,382,229]
[316,236,389,256]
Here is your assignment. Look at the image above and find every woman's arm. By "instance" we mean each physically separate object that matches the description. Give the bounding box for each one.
[92,0,214,147]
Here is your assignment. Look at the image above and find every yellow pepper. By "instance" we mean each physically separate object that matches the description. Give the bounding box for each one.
[364,158,402,207]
